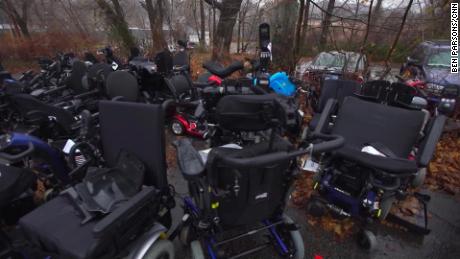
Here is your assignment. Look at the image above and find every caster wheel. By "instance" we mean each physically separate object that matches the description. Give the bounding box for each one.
[171,119,185,135]
[282,215,305,259]
[306,199,325,217]
[411,168,426,188]
[358,230,377,251]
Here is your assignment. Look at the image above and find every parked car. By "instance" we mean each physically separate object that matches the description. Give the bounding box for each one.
[295,51,368,91]
[400,40,459,97]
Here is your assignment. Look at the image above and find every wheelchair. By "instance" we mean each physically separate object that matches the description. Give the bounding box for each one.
[303,93,448,250]
[173,94,343,258]
[2,101,176,259]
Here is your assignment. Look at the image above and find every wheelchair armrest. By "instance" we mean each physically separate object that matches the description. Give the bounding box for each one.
[92,187,156,237]
[173,139,205,178]
[313,98,338,134]
[417,115,447,167]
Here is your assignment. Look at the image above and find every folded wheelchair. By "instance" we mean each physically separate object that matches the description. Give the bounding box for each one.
[173,94,343,258]
[304,93,447,250]
[2,101,175,259]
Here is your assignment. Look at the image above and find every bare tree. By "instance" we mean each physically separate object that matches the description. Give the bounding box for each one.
[200,0,206,45]
[294,0,306,57]
[382,0,414,77]
[141,0,167,53]
[300,0,311,45]
[96,0,137,51]
[204,0,244,60]
[0,0,33,38]
[319,0,336,47]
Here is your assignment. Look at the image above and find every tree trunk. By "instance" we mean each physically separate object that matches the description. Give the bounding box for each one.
[205,0,244,60]
[319,0,335,47]
[236,13,241,53]
[199,0,206,45]
[300,0,310,44]
[143,0,167,53]
[382,0,414,77]
[294,0,305,57]
[96,0,137,51]
[0,0,32,38]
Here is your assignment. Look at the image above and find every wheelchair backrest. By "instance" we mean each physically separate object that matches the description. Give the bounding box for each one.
[215,94,295,132]
[163,73,193,100]
[206,136,293,226]
[317,79,359,112]
[105,71,139,102]
[332,96,425,158]
[98,101,168,189]
[10,94,74,131]
[355,80,391,102]
[66,61,87,94]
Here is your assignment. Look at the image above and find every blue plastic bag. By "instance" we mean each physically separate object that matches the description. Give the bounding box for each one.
[269,72,296,96]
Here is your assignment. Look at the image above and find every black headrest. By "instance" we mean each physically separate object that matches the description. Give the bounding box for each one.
[216,94,290,132]
[98,101,167,189]
[164,74,192,99]
[317,79,360,112]
[332,96,425,157]
[66,61,87,94]
[105,71,139,101]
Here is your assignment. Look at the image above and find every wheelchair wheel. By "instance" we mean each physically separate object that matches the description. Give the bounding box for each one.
[190,240,205,259]
[171,119,185,135]
[281,215,305,259]
[142,239,175,259]
[357,230,377,251]
[411,168,426,188]
[306,198,325,218]
[179,225,195,246]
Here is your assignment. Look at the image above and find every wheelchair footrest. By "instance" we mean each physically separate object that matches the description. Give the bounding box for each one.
[386,192,431,236]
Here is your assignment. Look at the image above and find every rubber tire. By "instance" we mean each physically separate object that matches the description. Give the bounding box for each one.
[411,168,427,188]
[306,199,325,218]
[190,240,205,259]
[283,215,305,259]
[379,196,395,220]
[358,230,377,251]
[171,119,185,135]
[142,239,175,259]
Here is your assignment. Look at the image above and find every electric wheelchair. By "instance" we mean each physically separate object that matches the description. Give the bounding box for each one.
[173,94,344,258]
[304,92,448,250]
[5,100,176,259]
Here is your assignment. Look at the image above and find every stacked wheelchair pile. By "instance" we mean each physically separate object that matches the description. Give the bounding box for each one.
[0,49,455,259]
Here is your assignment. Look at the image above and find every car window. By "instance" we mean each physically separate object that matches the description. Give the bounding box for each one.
[427,50,451,68]
[313,52,345,68]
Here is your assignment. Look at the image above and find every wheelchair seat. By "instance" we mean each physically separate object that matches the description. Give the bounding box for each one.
[331,96,425,173]
[0,164,35,208]
[203,61,244,78]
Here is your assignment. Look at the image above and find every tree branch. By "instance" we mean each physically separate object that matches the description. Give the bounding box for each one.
[203,0,223,10]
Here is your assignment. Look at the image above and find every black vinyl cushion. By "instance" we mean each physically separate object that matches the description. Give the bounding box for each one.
[316,79,359,112]
[206,136,293,227]
[10,94,75,131]
[98,101,167,189]
[203,61,244,78]
[105,71,139,101]
[164,73,192,99]
[331,96,425,172]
